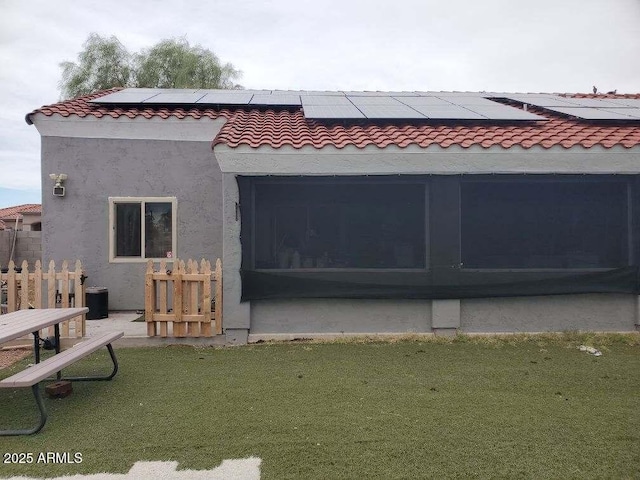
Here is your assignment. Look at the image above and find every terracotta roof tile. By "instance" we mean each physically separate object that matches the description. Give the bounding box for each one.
[0,204,41,229]
[26,89,640,150]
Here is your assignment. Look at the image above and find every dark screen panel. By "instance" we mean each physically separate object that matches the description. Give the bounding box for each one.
[461,180,628,268]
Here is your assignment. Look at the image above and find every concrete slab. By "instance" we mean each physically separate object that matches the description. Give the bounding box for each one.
[84,311,226,347]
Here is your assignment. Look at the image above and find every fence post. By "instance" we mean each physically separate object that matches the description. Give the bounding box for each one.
[19,260,29,309]
[145,260,156,337]
[34,260,42,309]
[47,260,56,310]
[7,260,16,312]
[173,260,184,337]
[74,259,85,337]
[201,259,212,337]
[215,258,223,335]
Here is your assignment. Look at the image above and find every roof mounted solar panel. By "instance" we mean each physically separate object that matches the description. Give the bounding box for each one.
[545,107,640,120]
[502,94,578,107]
[301,96,353,106]
[348,96,405,106]
[303,104,365,119]
[357,104,426,119]
[344,91,417,97]
[397,96,454,106]
[602,99,640,108]
[468,105,547,120]
[196,92,253,104]
[410,105,486,119]
[297,91,345,96]
[142,92,207,104]
[599,108,640,119]
[89,90,160,104]
[437,96,497,106]
[250,94,302,106]
[557,97,627,108]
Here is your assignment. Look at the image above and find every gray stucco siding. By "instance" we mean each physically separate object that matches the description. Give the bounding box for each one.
[250,298,432,334]
[248,294,637,334]
[41,136,223,310]
[460,294,636,332]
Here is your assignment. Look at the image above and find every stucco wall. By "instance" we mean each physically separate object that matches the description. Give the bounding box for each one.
[40,136,223,309]
[247,294,637,334]
[461,294,636,332]
[250,299,432,334]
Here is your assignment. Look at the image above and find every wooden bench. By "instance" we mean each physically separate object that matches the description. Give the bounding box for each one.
[0,331,124,436]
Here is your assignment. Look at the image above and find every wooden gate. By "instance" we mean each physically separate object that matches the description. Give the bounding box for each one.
[144,258,222,337]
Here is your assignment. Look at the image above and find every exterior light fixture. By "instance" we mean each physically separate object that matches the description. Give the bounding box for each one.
[49,173,68,197]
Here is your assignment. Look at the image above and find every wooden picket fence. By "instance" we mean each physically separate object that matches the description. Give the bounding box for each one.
[0,260,86,338]
[145,258,222,338]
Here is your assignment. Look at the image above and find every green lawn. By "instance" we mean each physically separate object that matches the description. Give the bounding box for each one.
[1,334,638,479]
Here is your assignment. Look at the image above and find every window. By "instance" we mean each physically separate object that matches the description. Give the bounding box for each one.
[109,197,177,262]
[461,180,629,269]
[253,182,426,269]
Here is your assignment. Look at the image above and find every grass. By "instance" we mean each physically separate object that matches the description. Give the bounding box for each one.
[0,334,638,479]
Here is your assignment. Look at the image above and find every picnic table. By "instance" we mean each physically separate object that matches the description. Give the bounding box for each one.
[0,308,123,435]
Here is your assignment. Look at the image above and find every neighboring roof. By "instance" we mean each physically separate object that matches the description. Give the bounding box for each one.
[0,204,41,230]
[27,89,640,150]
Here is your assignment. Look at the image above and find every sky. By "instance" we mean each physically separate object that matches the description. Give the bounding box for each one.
[1,0,639,208]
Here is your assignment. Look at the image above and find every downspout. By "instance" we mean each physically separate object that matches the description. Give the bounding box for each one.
[8,215,20,264]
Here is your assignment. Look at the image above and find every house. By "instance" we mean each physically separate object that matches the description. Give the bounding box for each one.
[26,88,640,342]
[0,204,41,266]
[0,204,41,231]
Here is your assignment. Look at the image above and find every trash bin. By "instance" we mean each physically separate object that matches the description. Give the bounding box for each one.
[85,287,108,320]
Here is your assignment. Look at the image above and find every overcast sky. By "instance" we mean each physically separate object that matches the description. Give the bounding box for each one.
[1,0,639,207]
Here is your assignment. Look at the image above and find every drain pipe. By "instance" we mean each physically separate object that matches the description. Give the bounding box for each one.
[8,215,20,264]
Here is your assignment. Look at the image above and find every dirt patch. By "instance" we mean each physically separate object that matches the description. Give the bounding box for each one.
[0,347,30,369]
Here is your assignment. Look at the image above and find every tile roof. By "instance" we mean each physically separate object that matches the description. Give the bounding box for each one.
[0,204,41,230]
[27,89,640,150]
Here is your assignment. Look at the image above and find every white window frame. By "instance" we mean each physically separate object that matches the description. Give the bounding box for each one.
[108,197,177,263]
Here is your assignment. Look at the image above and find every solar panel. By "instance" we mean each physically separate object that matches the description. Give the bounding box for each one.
[397,96,454,106]
[467,105,546,120]
[250,94,301,106]
[297,91,345,96]
[344,91,417,97]
[303,104,365,119]
[357,104,426,119]
[348,96,404,106]
[142,92,207,104]
[558,98,626,108]
[545,107,639,120]
[90,90,160,104]
[599,108,640,119]
[301,96,352,106]
[438,96,497,106]
[421,92,493,97]
[602,99,640,108]
[410,105,486,119]
[502,94,578,107]
[196,92,253,104]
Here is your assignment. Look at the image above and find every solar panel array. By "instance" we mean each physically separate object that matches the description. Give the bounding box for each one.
[90,88,637,122]
[503,94,640,120]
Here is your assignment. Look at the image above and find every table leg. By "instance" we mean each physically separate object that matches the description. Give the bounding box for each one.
[54,323,61,380]
[32,331,40,363]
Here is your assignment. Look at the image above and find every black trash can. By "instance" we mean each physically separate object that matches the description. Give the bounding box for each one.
[85,287,108,320]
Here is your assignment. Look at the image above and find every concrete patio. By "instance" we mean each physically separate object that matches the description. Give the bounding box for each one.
[84,311,226,347]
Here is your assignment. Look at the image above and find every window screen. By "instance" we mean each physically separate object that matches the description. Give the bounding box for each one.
[115,203,141,257]
[254,182,426,269]
[461,180,628,268]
